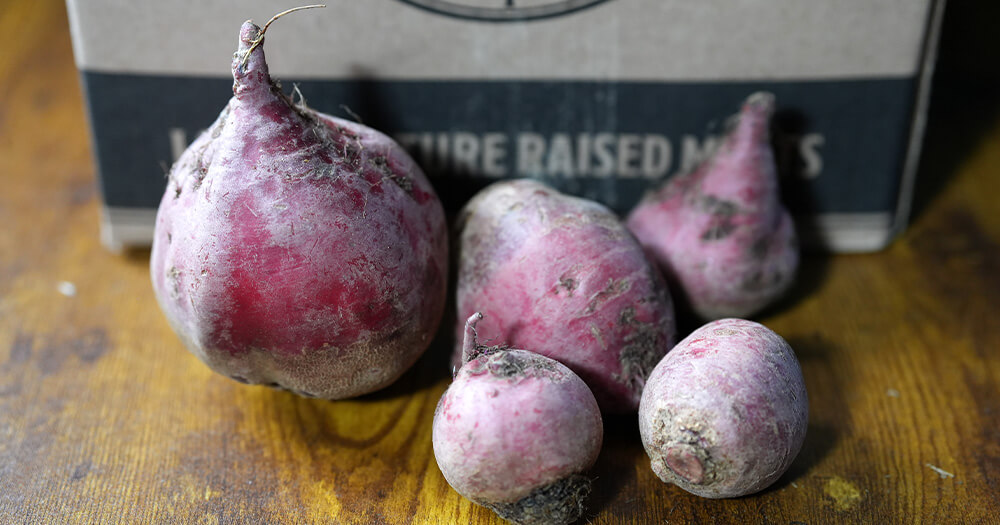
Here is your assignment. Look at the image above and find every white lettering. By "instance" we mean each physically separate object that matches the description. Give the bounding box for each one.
[800,133,825,179]
[592,133,616,178]
[452,132,479,175]
[641,135,672,179]
[576,134,592,176]
[547,133,574,177]
[617,134,641,178]
[517,133,546,175]
[434,133,450,171]
[482,133,507,178]
[416,134,434,167]
[168,128,188,162]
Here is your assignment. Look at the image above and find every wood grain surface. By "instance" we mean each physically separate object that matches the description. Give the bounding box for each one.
[2,2,999,523]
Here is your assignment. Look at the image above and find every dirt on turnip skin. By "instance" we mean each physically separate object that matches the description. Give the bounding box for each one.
[150,12,448,400]
[433,314,603,525]
[453,179,677,413]
[638,318,808,498]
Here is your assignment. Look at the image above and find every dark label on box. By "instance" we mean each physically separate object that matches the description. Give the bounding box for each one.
[82,72,915,215]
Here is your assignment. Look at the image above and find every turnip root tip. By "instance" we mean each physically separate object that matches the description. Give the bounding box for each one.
[486,474,592,525]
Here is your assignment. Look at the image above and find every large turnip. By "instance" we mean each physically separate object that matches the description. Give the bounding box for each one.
[150,12,447,399]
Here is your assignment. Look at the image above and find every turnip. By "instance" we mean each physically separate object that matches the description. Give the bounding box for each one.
[149,8,448,399]
[626,92,798,320]
[433,313,603,525]
[638,318,808,498]
[453,179,676,413]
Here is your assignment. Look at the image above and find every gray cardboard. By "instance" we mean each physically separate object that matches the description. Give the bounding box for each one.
[66,0,944,252]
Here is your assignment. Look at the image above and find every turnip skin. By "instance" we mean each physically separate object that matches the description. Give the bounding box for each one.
[453,180,677,413]
[433,314,603,525]
[638,318,808,498]
[626,93,798,320]
[150,21,447,399]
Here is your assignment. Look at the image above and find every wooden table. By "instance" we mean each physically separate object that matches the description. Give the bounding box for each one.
[2,3,998,523]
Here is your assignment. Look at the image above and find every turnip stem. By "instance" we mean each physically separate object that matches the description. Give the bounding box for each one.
[240,4,326,70]
[261,4,326,35]
[462,312,484,364]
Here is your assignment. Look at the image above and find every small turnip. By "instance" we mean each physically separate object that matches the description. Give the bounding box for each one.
[433,313,603,525]
[627,92,798,320]
[638,318,808,498]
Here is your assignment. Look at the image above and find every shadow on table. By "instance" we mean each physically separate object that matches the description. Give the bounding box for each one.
[765,333,845,493]
[671,252,832,340]
[759,251,829,318]
[908,0,1000,226]
[585,412,646,519]
[122,246,152,264]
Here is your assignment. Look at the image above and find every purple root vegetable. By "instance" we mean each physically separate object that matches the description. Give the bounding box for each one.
[626,92,798,320]
[433,313,603,525]
[149,13,448,399]
[638,318,808,498]
[453,179,677,413]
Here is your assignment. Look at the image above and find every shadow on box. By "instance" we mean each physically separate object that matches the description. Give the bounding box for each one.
[910,0,1000,225]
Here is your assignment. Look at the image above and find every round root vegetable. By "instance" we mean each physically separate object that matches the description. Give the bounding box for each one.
[433,313,603,525]
[626,92,798,320]
[149,12,448,399]
[638,318,808,498]
[453,179,676,413]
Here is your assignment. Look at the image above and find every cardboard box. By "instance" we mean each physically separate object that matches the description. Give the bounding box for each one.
[67,0,945,252]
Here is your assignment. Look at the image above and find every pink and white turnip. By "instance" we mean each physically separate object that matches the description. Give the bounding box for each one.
[149,13,447,399]
[627,92,798,320]
[638,318,808,498]
[433,313,603,524]
[453,179,676,413]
